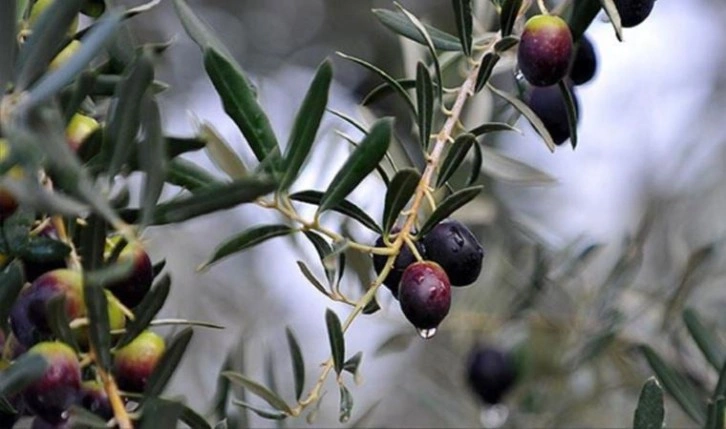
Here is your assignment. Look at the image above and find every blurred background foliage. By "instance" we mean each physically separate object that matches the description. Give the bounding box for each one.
[111,0,726,427]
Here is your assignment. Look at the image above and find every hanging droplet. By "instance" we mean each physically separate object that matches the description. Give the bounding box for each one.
[480,404,509,428]
[417,327,437,339]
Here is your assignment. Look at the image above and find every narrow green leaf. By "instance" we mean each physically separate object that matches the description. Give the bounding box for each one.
[172,0,236,59]
[362,78,415,107]
[62,71,95,124]
[416,63,434,150]
[598,0,623,41]
[639,344,707,424]
[343,351,363,377]
[706,397,725,429]
[117,274,171,348]
[78,214,106,271]
[325,309,345,375]
[327,109,368,135]
[394,3,443,103]
[499,0,523,37]
[339,384,353,423]
[143,327,194,399]
[67,404,111,427]
[466,139,482,186]
[475,53,500,93]
[18,236,70,263]
[568,0,601,42]
[14,0,82,91]
[285,327,305,401]
[139,397,184,429]
[180,404,212,429]
[451,0,472,56]
[0,0,17,90]
[279,60,333,191]
[82,278,112,371]
[200,122,248,180]
[488,84,556,152]
[291,190,382,234]
[713,360,726,401]
[0,260,26,333]
[166,136,206,159]
[558,81,579,149]
[372,9,462,51]
[437,134,475,188]
[494,35,519,52]
[296,260,330,298]
[166,158,222,191]
[104,49,155,179]
[302,231,335,284]
[633,377,664,429]
[0,353,47,398]
[46,295,80,352]
[336,53,415,115]
[202,225,294,268]
[335,131,393,186]
[362,297,381,315]
[419,185,483,235]
[139,94,168,226]
[204,48,279,163]
[683,308,726,371]
[480,145,556,184]
[319,118,392,214]
[223,371,293,414]
[152,177,277,225]
[232,399,287,420]
[22,11,123,109]
[469,122,520,137]
[383,168,420,234]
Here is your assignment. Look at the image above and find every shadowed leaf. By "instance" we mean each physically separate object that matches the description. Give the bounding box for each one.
[416,63,434,150]
[383,168,420,234]
[286,327,305,401]
[143,327,194,400]
[451,0,473,56]
[319,118,392,214]
[326,309,345,375]
[437,134,475,188]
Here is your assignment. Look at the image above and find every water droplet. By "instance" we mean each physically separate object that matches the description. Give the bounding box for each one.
[417,327,437,339]
[480,404,509,428]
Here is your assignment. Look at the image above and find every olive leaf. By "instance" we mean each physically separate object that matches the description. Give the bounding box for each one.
[383,168,420,234]
[325,309,345,375]
[372,9,462,51]
[318,118,392,214]
[451,0,473,56]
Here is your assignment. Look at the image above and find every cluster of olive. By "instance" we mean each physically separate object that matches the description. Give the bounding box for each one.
[517,0,657,146]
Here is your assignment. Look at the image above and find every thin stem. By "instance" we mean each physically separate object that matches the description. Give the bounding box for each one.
[287,34,500,417]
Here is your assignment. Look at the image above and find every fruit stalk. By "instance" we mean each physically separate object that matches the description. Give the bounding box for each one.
[91,349,133,429]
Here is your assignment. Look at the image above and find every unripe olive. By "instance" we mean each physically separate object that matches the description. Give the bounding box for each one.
[65,113,100,152]
[518,15,573,87]
[105,241,153,308]
[49,40,82,72]
[113,330,165,392]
